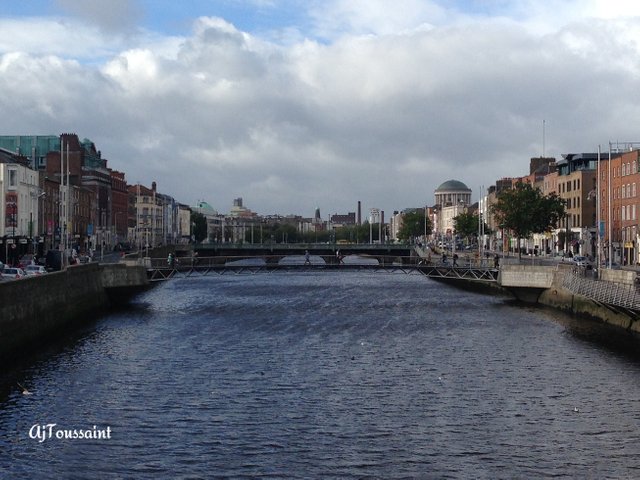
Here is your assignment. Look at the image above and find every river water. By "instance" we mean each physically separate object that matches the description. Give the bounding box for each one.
[1,271,639,479]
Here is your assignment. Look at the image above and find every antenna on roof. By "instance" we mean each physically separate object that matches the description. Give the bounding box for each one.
[542,119,546,158]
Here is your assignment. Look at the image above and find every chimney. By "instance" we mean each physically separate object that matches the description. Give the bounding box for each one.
[152,181,157,192]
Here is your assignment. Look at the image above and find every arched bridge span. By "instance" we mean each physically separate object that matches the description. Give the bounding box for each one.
[193,244,415,265]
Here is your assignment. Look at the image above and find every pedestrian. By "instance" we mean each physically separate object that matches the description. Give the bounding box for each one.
[494,254,499,269]
[442,252,447,264]
[453,253,458,267]
[304,250,310,265]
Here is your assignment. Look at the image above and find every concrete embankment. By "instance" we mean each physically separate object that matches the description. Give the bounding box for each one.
[536,266,639,334]
[0,262,150,364]
[497,263,639,334]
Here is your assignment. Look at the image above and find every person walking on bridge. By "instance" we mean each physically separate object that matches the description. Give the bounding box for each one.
[304,250,311,265]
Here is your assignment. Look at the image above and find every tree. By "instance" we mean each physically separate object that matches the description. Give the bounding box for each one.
[190,212,208,243]
[490,182,566,259]
[453,212,479,244]
[397,210,431,242]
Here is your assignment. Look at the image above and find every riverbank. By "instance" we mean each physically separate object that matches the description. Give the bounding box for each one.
[537,266,639,335]
[0,262,150,364]
[421,246,639,334]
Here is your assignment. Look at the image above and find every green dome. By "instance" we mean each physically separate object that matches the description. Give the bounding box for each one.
[435,179,471,192]
[194,201,218,215]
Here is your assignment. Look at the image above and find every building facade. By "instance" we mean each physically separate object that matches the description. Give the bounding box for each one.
[433,180,472,240]
[0,149,41,264]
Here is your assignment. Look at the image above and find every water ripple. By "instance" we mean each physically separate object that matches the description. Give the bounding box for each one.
[1,272,639,478]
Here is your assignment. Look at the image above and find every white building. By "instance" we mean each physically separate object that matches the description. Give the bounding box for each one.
[434,179,472,238]
[0,149,41,238]
[0,149,41,263]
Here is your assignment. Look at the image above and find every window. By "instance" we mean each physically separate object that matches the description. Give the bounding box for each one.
[633,160,637,173]
[623,163,627,176]
[634,183,637,197]
[8,169,17,188]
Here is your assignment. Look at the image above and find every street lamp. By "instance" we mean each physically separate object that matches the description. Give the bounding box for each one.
[113,211,123,248]
[424,206,428,243]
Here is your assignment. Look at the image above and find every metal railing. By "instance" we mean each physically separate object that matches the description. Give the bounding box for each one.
[563,269,640,312]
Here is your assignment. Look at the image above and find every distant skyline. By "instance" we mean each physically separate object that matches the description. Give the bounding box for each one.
[2,1,640,217]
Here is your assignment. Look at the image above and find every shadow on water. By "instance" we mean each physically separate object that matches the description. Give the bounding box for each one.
[0,302,152,406]
[509,299,640,363]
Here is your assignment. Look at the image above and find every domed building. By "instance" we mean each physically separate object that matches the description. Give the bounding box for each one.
[192,200,221,243]
[434,179,472,208]
[433,179,472,238]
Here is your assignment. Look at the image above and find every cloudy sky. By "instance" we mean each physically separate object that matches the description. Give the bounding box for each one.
[2,1,640,218]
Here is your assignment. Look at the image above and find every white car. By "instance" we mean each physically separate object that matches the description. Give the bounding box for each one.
[572,256,592,268]
[24,265,47,276]
[1,267,25,280]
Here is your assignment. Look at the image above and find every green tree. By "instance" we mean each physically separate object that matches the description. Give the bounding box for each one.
[190,212,207,243]
[397,210,431,243]
[490,182,566,259]
[275,223,298,243]
[453,212,479,244]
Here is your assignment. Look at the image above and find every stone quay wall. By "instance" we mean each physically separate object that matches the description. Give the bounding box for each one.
[509,264,640,334]
[0,262,149,363]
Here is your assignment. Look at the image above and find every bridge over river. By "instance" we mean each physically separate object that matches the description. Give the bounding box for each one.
[192,243,415,265]
[145,253,499,283]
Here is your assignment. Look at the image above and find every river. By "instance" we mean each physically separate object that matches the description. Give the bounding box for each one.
[1,271,639,478]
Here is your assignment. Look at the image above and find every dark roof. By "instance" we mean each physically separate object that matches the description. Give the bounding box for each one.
[435,179,471,192]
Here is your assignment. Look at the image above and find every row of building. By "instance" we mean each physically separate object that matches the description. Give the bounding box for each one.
[0,133,373,265]
[2,132,637,266]
[390,147,638,266]
[0,134,193,265]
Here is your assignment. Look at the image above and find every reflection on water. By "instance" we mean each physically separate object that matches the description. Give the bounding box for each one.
[1,272,639,479]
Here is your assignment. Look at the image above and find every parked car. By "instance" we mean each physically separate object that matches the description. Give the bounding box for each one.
[1,267,25,280]
[572,256,592,269]
[24,265,47,276]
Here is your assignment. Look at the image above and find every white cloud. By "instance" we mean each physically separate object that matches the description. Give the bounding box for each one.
[308,0,447,38]
[2,3,640,216]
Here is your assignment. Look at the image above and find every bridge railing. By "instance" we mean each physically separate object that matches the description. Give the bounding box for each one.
[563,269,640,312]
[148,254,419,268]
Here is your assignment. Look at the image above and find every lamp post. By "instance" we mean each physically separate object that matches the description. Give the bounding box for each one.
[424,206,428,244]
[8,199,17,265]
[113,211,123,248]
[11,200,16,239]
